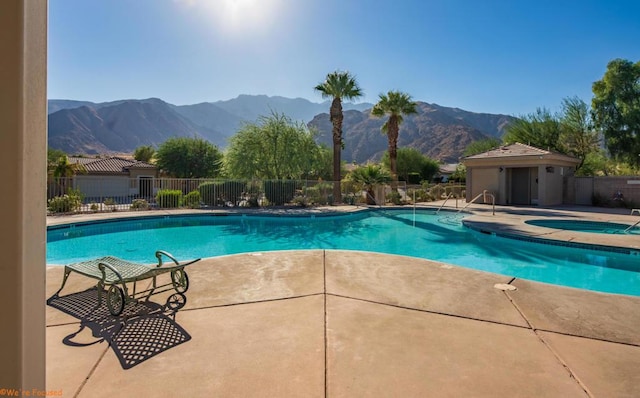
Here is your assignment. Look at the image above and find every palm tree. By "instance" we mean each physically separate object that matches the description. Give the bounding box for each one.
[314,71,363,203]
[371,91,417,190]
[52,155,86,194]
[347,164,391,205]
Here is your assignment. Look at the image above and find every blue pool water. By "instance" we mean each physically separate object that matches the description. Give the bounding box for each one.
[47,210,640,296]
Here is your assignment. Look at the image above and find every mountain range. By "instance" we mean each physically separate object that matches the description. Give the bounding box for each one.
[48,95,515,163]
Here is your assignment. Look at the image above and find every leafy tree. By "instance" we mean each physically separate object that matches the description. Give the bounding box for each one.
[463,138,502,157]
[381,147,439,182]
[224,112,322,180]
[309,144,334,181]
[450,164,467,182]
[314,71,363,202]
[47,148,67,170]
[559,96,600,170]
[133,145,155,162]
[592,58,640,167]
[371,91,418,189]
[420,158,441,182]
[503,108,563,152]
[52,155,86,178]
[155,136,223,178]
[346,164,391,205]
[50,155,86,195]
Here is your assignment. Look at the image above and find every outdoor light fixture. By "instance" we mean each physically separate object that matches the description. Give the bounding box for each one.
[546,166,554,173]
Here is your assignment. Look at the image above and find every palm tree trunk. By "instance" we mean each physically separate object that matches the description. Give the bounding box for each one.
[388,117,399,192]
[330,97,343,203]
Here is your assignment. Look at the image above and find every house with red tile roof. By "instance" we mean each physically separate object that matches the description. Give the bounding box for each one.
[67,156,158,200]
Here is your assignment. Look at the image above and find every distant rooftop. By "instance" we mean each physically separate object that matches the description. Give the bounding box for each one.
[68,156,155,174]
[464,143,578,163]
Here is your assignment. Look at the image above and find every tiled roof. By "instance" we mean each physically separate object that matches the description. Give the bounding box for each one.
[464,143,551,159]
[67,157,100,166]
[126,161,156,169]
[68,157,155,174]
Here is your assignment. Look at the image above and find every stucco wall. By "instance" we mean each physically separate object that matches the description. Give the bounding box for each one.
[539,165,565,206]
[467,167,500,204]
[0,0,47,389]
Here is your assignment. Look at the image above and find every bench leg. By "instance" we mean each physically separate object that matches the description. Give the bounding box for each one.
[50,267,73,298]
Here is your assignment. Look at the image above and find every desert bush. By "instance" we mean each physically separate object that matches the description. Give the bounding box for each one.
[303,182,332,205]
[102,197,118,211]
[184,190,201,208]
[291,195,309,207]
[130,198,150,210]
[156,189,182,208]
[429,184,446,199]
[198,180,245,206]
[408,188,430,202]
[387,191,403,205]
[264,180,298,206]
[47,190,82,213]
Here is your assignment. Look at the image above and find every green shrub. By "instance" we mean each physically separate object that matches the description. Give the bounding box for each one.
[428,184,446,199]
[291,195,309,207]
[407,172,422,184]
[90,203,99,211]
[303,182,332,205]
[387,191,403,205]
[102,197,117,211]
[184,190,201,208]
[408,188,430,202]
[197,181,218,206]
[47,194,82,213]
[219,180,246,206]
[156,189,182,208]
[264,180,298,206]
[198,180,245,206]
[130,198,150,210]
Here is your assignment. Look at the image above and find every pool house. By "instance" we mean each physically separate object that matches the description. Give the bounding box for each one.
[463,143,581,206]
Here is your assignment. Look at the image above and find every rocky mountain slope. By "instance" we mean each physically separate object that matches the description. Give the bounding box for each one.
[48,98,223,154]
[309,102,515,163]
[48,95,515,161]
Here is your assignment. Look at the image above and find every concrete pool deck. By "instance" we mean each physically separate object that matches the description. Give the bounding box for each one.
[45,204,640,397]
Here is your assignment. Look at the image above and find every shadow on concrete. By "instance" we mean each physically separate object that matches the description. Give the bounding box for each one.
[47,288,191,369]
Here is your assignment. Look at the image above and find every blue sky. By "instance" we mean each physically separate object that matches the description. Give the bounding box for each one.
[48,0,640,116]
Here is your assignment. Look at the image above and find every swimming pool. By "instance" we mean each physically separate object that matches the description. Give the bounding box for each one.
[47,209,640,296]
[525,219,640,234]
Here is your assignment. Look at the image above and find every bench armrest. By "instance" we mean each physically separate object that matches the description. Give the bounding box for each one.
[155,250,201,268]
[98,260,125,285]
[155,250,180,267]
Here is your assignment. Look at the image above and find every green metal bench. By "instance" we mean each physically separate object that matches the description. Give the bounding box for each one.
[51,250,201,315]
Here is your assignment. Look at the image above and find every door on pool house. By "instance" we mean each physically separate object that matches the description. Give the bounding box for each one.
[510,167,538,205]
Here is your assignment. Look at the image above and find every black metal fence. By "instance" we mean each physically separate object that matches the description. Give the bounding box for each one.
[46,177,465,214]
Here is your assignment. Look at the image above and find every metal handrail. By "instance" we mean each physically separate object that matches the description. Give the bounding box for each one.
[624,219,640,233]
[436,192,455,214]
[458,189,495,215]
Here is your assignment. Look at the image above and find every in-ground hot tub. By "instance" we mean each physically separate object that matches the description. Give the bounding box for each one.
[525,219,640,234]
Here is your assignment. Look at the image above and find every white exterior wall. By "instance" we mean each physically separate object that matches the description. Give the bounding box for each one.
[74,175,130,199]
